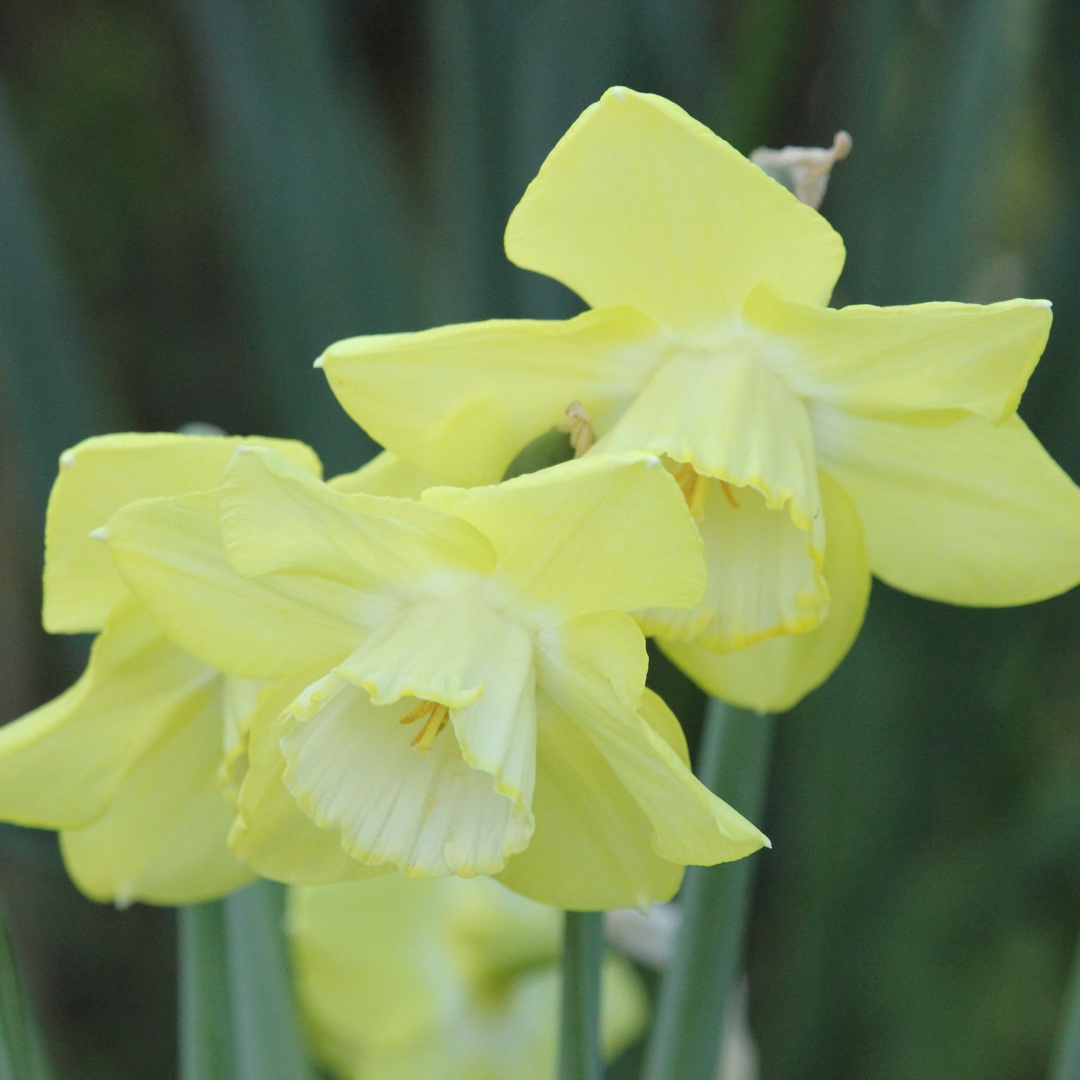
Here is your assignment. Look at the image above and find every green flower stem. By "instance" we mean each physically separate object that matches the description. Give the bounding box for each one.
[179,883,313,1080]
[559,910,604,1080]
[1051,932,1080,1080]
[178,902,234,1080]
[642,699,775,1080]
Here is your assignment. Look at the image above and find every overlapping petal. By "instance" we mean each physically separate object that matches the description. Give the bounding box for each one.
[0,601,216,829]
[43,432,320,633]
[638,476,828,650]
[815,407,1080,605]
[747,285,1053,423]
[330,451,443,499]
[106,491,365,679]
[319,307,662,485]
[534,611,769,867]
[423,454,706,621]
[59,674,255,906]
[597,349,823,533]
[495,690,683,910]
[660,471,871,712]
[505,87,845,335]
[230,669,391,885]
[219,447,495,585]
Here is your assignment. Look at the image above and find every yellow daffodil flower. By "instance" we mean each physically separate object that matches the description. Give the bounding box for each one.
[0,432,319,905]
[101,446,767,909]
[287,875,647,1080]
[317,86,1080,712]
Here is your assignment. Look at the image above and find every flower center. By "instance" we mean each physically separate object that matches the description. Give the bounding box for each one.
[557,401,595,457]
[670,462,739,519]
[399,699,451,754]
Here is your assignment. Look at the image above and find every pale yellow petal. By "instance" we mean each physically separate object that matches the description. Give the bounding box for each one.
[43,432,321,633]
[281,675,533,879]
[815,407,1080,605]
[219,446,494,586]
[230,669,389,885]
[495,690,683,910]
[330,452,444,499]
[660,471,872,712]
[60,670,255,906]
[746,285,1052,423]
[319,307,662,485]
[638,476,828,650]
[535,612,768,869]
[505,86,845,336]
[335,594,537,809]
[597,346,823,532]
[423,454,706,621]
[0,601,216,829]
[106,491,364,679]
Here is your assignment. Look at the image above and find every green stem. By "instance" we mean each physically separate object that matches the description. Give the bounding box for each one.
[0,903,50,1080]
[178,902,234,1080]
[224,882,313,1080]
[559,910,604,1080]
[642,699,775,1080]
[1050,931,1080,1080]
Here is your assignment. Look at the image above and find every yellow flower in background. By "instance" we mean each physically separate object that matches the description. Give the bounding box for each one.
[0,433,320,905]
[287,875,647,1080]
[318,86,1080,712]
[102,446,767,909]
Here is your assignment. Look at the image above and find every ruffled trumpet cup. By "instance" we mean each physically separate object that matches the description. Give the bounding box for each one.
[318,87,1080,712]
[102,446,768,909]
[0,433,321,905]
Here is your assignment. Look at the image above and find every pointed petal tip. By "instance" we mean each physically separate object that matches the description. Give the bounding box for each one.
[60,450,77,468]
[88,526,109,543]
[313,354,325,369]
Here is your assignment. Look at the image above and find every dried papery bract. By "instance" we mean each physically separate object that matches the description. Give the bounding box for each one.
[749,131,853,209]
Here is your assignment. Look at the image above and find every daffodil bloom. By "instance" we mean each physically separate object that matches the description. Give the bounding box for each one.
[287,874,647,1080]
[102,446,767,909]
[318,86,1080,711]
[0,432,320,905]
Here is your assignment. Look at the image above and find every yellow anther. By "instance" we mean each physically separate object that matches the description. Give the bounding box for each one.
[401,700,450,755]
[557,401,595,457]
[672,462,711,520]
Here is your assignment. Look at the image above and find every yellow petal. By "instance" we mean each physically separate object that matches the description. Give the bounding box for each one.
[0,601,217,829]
[815,408,1080,605]
[219,446,494,585]
[495,690,683,910]
[107,491,363,679]
[281,674,534,879]
[230,669,389,885]
[43,432,321,633]
[318,306,661,486]
[597,346,823,532]
[330,451,443,498]
[59,670,255,906]
[535,611,769,869]
[638,476,828,650]
[660,471,872,712]
[505,86,845,336]
[746,285,1052,423]
[335,593,537,809]
[423,454,706,621]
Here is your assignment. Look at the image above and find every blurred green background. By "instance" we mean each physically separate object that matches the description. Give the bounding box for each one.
[1,1,1079,1077]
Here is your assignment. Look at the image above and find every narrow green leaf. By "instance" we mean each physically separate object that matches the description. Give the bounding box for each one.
[642,700,775,1080]
[178,902,234,1080]
[559,910,604,1080]
[0,904,50,1080]
[224,882,313,1080]
[1051,934,1080,1080]
[175,0,411,474]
